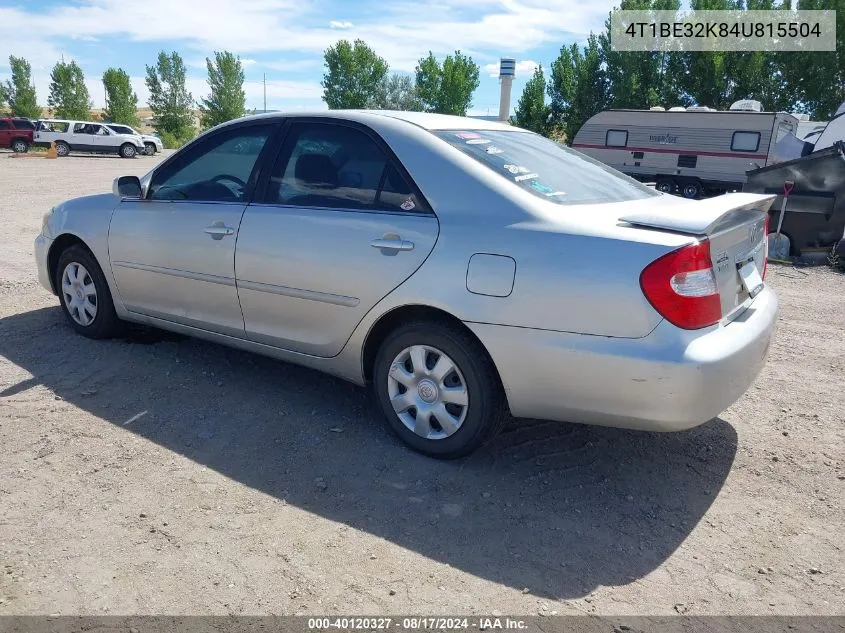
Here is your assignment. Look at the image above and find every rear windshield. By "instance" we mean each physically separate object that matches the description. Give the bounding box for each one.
[433,129,660,205]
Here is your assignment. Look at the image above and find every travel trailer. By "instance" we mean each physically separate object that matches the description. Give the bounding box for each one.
[571,101,800,198]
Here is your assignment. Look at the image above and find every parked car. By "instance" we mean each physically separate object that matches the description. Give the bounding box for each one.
[34,119,144,158]
[0,116,35,153]
[104,123,163,156]
[34,111,779,458]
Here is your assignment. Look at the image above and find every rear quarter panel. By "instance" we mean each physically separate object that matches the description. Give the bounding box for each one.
[367,118,689,339]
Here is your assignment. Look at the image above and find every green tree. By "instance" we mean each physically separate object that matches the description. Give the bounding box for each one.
[48,60,92,120]
[0,83,7,112]
[371,73,423,110]
[782,0,844,118]
[512,64,550,134]
[4,56,41,119]
[548,35,609,142]
[146,51,195,142]
[414,51,480,115]
[321,39,389,109]
[102,68,140,126]
[199,51,246,129]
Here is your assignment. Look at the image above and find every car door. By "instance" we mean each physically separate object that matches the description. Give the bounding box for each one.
[108,120,279,337]
[236,119,439,357]
[91,124,118,151]
[0,120,10,147]
[71,122,96,151]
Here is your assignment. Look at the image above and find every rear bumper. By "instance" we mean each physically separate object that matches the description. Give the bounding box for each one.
[468,287,779,431]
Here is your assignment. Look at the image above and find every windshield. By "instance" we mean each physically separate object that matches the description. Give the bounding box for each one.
[433,129,660,205]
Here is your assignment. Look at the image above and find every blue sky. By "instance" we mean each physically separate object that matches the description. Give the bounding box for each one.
[0,0,618,115]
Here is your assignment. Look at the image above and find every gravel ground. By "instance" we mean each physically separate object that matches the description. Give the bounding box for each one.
[0,151,843,616]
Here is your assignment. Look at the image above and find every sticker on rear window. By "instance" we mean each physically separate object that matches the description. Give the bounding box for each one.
[400,199,416,211]
[485,146,504,154]
[455,132,481,140]
[515,173,539,182]
[466,138,490,145]
[503,164,531,175]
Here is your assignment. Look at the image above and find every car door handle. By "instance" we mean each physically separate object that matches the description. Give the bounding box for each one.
[370,238,414,252]
[204,224,235,240]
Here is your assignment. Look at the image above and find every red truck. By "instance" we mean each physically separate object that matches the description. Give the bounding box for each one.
[0,117,35,153]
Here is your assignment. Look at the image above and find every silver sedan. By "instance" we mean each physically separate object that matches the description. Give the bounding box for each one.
[34,111,779,458]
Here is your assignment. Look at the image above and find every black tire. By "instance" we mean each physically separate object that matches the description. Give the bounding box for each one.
[55,141,70,157]
[120,143,137,158]
[144,142,157,156]
[11,139,29,153]
[655,178,676,194]
[681,180,702,199]
[372,320,507,459]
[55,245,123,339]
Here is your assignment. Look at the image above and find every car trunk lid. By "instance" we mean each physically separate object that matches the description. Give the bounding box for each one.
[621,193,776,321]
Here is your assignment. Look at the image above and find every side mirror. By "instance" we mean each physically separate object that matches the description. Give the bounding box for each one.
[113,175,143,199]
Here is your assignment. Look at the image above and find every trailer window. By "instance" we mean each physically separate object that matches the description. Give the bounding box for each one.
[433,129,659,205]
[605,130,628,147]
[731,131,760,152]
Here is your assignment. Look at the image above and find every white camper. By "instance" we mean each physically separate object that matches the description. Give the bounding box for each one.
[571,102,800,198]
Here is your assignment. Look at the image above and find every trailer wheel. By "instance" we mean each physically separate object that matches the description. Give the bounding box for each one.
[681,180,702,199]
[655,178,676,194]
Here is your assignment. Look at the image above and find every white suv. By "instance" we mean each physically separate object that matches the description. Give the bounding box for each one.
[105,123,164,156]
[34,119,145,158]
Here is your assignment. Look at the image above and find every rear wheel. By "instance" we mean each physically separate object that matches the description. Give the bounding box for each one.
[372,320,507,459]
[681,179,702,199]
[55,141,70,157]
[120,143,137,158]
[55,245,123,339]
[11,139,29,153]
[144,142,157,156]
[655,178,676,194]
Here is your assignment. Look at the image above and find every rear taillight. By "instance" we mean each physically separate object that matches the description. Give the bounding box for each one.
[640,240,722,330]
[762,214,769,279]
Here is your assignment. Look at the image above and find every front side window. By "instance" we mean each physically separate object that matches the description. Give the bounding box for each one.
[0,121,9,130]
[264,122,426,213]
[731,131,761,152]
[110,125,134,135]
[148,124,274,203]
[434,130,660,205]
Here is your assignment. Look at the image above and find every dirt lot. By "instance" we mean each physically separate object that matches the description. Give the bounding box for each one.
[0,151,843,616]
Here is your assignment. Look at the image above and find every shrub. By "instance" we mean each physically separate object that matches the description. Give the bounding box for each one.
[157,129,196,150]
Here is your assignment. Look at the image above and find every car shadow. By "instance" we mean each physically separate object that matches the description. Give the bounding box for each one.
[0,306,738,600]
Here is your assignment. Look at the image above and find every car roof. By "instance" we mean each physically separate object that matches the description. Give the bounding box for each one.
[239,109,518,132]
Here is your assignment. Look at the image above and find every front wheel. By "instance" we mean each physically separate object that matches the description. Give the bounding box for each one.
[120,143,137,158]
[55,245,123,339]
[144,142,157,156]
[372,320,507,459]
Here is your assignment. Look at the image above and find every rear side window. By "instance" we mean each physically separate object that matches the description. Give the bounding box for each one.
[434,129,659,205]
[12,119,35,130]
[731,131,760,152]
[264,122,428,213]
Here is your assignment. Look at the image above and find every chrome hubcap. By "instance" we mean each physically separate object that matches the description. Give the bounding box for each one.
[61,262,97,326]
[387,345,469,440]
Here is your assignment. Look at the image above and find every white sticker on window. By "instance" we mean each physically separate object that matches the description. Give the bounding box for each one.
[400,199,415,211]
[466,138,491,144]
[515,173,539,182]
